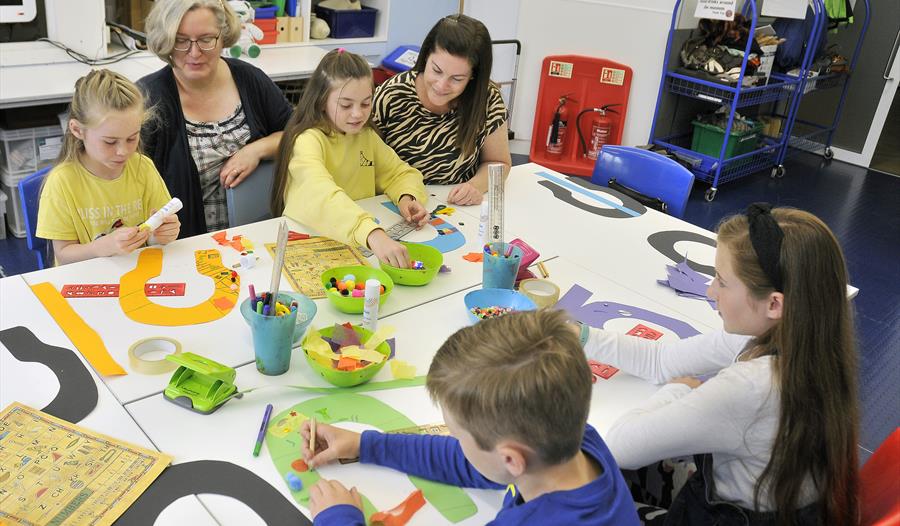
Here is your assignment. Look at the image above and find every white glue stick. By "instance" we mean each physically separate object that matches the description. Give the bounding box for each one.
[362,278,381,332]
[140,198,182,231]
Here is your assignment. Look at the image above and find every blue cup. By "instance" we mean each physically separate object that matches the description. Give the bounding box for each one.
[482,242,523,290]
[241,292,316,376]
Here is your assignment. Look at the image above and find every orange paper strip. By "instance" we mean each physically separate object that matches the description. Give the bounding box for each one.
[30,282,126,376]
[462,252,484,263]
[369,489,426,526]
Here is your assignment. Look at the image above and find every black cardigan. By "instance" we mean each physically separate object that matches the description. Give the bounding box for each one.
[138,58,292,238]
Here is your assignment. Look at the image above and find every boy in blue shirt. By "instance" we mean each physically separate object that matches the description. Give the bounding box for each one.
[300,310,640,525]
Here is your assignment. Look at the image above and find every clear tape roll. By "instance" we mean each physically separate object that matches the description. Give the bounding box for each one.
[128,337,182,374]
[518,279,561,309]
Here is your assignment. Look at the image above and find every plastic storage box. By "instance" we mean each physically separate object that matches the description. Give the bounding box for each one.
[0,124,63,186]
[1,180,25,238]
[314,5,377,38]
[690,120,763,159]
[0,190,7,239]
[382,45,420,72]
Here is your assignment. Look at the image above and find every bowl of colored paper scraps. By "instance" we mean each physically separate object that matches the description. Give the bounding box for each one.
[321,265,394,314]
[302,323,392,387]
[464,288,536,324]
[380,242,443,286]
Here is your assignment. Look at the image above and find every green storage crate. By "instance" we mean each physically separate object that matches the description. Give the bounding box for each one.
[691,120,763,159]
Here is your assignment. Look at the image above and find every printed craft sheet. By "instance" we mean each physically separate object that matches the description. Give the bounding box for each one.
[266,237,369,299]
[0,402,171,526]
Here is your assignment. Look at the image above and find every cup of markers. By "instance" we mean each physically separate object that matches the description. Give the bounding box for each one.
[240,290,316,375]
[482,242,523,290]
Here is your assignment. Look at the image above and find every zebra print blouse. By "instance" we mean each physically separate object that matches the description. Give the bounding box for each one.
[372,70,507,186]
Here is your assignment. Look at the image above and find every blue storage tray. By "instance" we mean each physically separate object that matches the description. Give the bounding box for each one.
[382,45,420,72]
[314,5,377,38]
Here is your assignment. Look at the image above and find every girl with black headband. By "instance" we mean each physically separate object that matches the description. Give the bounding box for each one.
[579,204,858,526]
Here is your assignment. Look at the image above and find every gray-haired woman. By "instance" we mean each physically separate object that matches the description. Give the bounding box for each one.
[138,0,291,237]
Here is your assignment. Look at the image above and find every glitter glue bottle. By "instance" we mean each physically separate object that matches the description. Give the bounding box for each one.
[139,197,183,231]
[362,278,381,331]
[477,201,489,245]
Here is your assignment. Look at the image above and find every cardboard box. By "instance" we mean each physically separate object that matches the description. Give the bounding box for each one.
[754,25,779,81]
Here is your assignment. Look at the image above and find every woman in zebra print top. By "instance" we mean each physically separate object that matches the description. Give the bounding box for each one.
[373,15,511,206]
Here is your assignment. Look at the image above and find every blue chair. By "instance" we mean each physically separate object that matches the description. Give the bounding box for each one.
[17,166,51,270]
[590,146,695,219]
[225,159,275,227]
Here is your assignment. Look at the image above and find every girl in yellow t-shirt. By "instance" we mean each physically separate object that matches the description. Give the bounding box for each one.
[270,49,428,268]
[37,69,180,265]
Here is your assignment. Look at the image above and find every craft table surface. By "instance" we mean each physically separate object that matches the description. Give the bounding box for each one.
[4,162,733,525]
[16,193,524,404]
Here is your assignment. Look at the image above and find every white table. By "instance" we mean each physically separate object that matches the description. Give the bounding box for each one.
[2,165,726,525]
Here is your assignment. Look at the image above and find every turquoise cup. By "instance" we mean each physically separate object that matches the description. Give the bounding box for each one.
[240,292,316,376]
[482,242,523,290]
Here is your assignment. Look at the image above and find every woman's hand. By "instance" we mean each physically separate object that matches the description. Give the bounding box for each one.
[366,229,409,268]
[219,145,262,189]
[308,479,363,520]
[447,182,483,205]
[300,420,362,469]
[149,212,181,245]
[398,195,429,228]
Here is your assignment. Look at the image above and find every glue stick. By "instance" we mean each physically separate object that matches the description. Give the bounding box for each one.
[477,201,489,245]
[362,278,381,331]
[140,197,183,231]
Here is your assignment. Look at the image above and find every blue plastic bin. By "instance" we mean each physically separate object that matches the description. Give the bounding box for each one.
[252,2,278,19]
[382,45,420,72]
[314,5,377,38]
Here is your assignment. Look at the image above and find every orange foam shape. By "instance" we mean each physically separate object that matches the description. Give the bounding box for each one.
[369,489,426,526]
[462,252,484,263]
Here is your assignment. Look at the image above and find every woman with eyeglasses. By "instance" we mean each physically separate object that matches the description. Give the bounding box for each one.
[372,14,511,206]
[138,0,292,237]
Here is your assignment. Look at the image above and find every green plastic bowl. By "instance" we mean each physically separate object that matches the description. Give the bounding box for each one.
[303,325,391,387]
[321,265,393,314]
[380,242,444,286]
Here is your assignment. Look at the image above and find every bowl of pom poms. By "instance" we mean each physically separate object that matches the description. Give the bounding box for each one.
[321,266,393,314]
[302,323,392,387]
[380,242,443,286]
[464,288,537,324]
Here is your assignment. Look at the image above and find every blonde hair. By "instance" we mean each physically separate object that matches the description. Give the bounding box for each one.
[718,208,858,525]
[270,49,373,216]
[57,69,151,165]
[146,0,241,66]
[427,309,592,466]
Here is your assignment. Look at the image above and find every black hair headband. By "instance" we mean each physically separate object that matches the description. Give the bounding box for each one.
[746,202,784,292]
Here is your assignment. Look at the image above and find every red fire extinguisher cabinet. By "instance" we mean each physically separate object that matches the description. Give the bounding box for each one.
[529,55,633,177]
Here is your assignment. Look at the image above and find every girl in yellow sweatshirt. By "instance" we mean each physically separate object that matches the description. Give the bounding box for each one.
[271,49,428,268]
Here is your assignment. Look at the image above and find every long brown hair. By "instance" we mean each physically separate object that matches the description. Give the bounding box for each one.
[270,49,373,216]
[718,208,858,525]
[414,14,493,158]
[57,69,151,165]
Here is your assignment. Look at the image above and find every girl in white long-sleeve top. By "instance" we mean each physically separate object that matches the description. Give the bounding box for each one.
[582,204,858,526]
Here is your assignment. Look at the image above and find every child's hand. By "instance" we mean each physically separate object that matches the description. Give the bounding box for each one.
[366,229,409,268]
[99,226,149,256]
[447,182,483,206]
[308,479,363,519]
[300,420,362,468]
[670,376,703,389]
[148,210,180,245]
[398,195,428,228]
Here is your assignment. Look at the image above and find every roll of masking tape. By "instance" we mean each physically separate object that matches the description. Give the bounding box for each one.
[518,279,560,309]
[128,337,182,374]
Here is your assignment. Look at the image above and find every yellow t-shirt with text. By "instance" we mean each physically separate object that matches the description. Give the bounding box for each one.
[36,154,172,245]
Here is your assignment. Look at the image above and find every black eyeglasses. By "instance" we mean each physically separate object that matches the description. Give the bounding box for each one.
[173,34,220,52]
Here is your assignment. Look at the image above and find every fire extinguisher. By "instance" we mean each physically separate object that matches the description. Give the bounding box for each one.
[576,104,621,160]
[546,95,574,156]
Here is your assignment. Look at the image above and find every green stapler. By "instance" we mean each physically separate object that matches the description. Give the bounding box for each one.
[164,352,240,414]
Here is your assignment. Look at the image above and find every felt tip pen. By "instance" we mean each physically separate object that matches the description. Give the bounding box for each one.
[263,304,270,316]
[253,404,274,457]
[256,300,263,314]
[249,284,257,304]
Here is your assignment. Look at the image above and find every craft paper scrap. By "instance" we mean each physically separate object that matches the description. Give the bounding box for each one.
[390,359,417,380]
[30,281,126,376]
[119,249,239,326]
[0,402,171,526]
[266,237,369,299]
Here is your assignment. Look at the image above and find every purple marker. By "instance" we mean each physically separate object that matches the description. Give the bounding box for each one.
[252,404,273,456]
[263,304,271,316]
